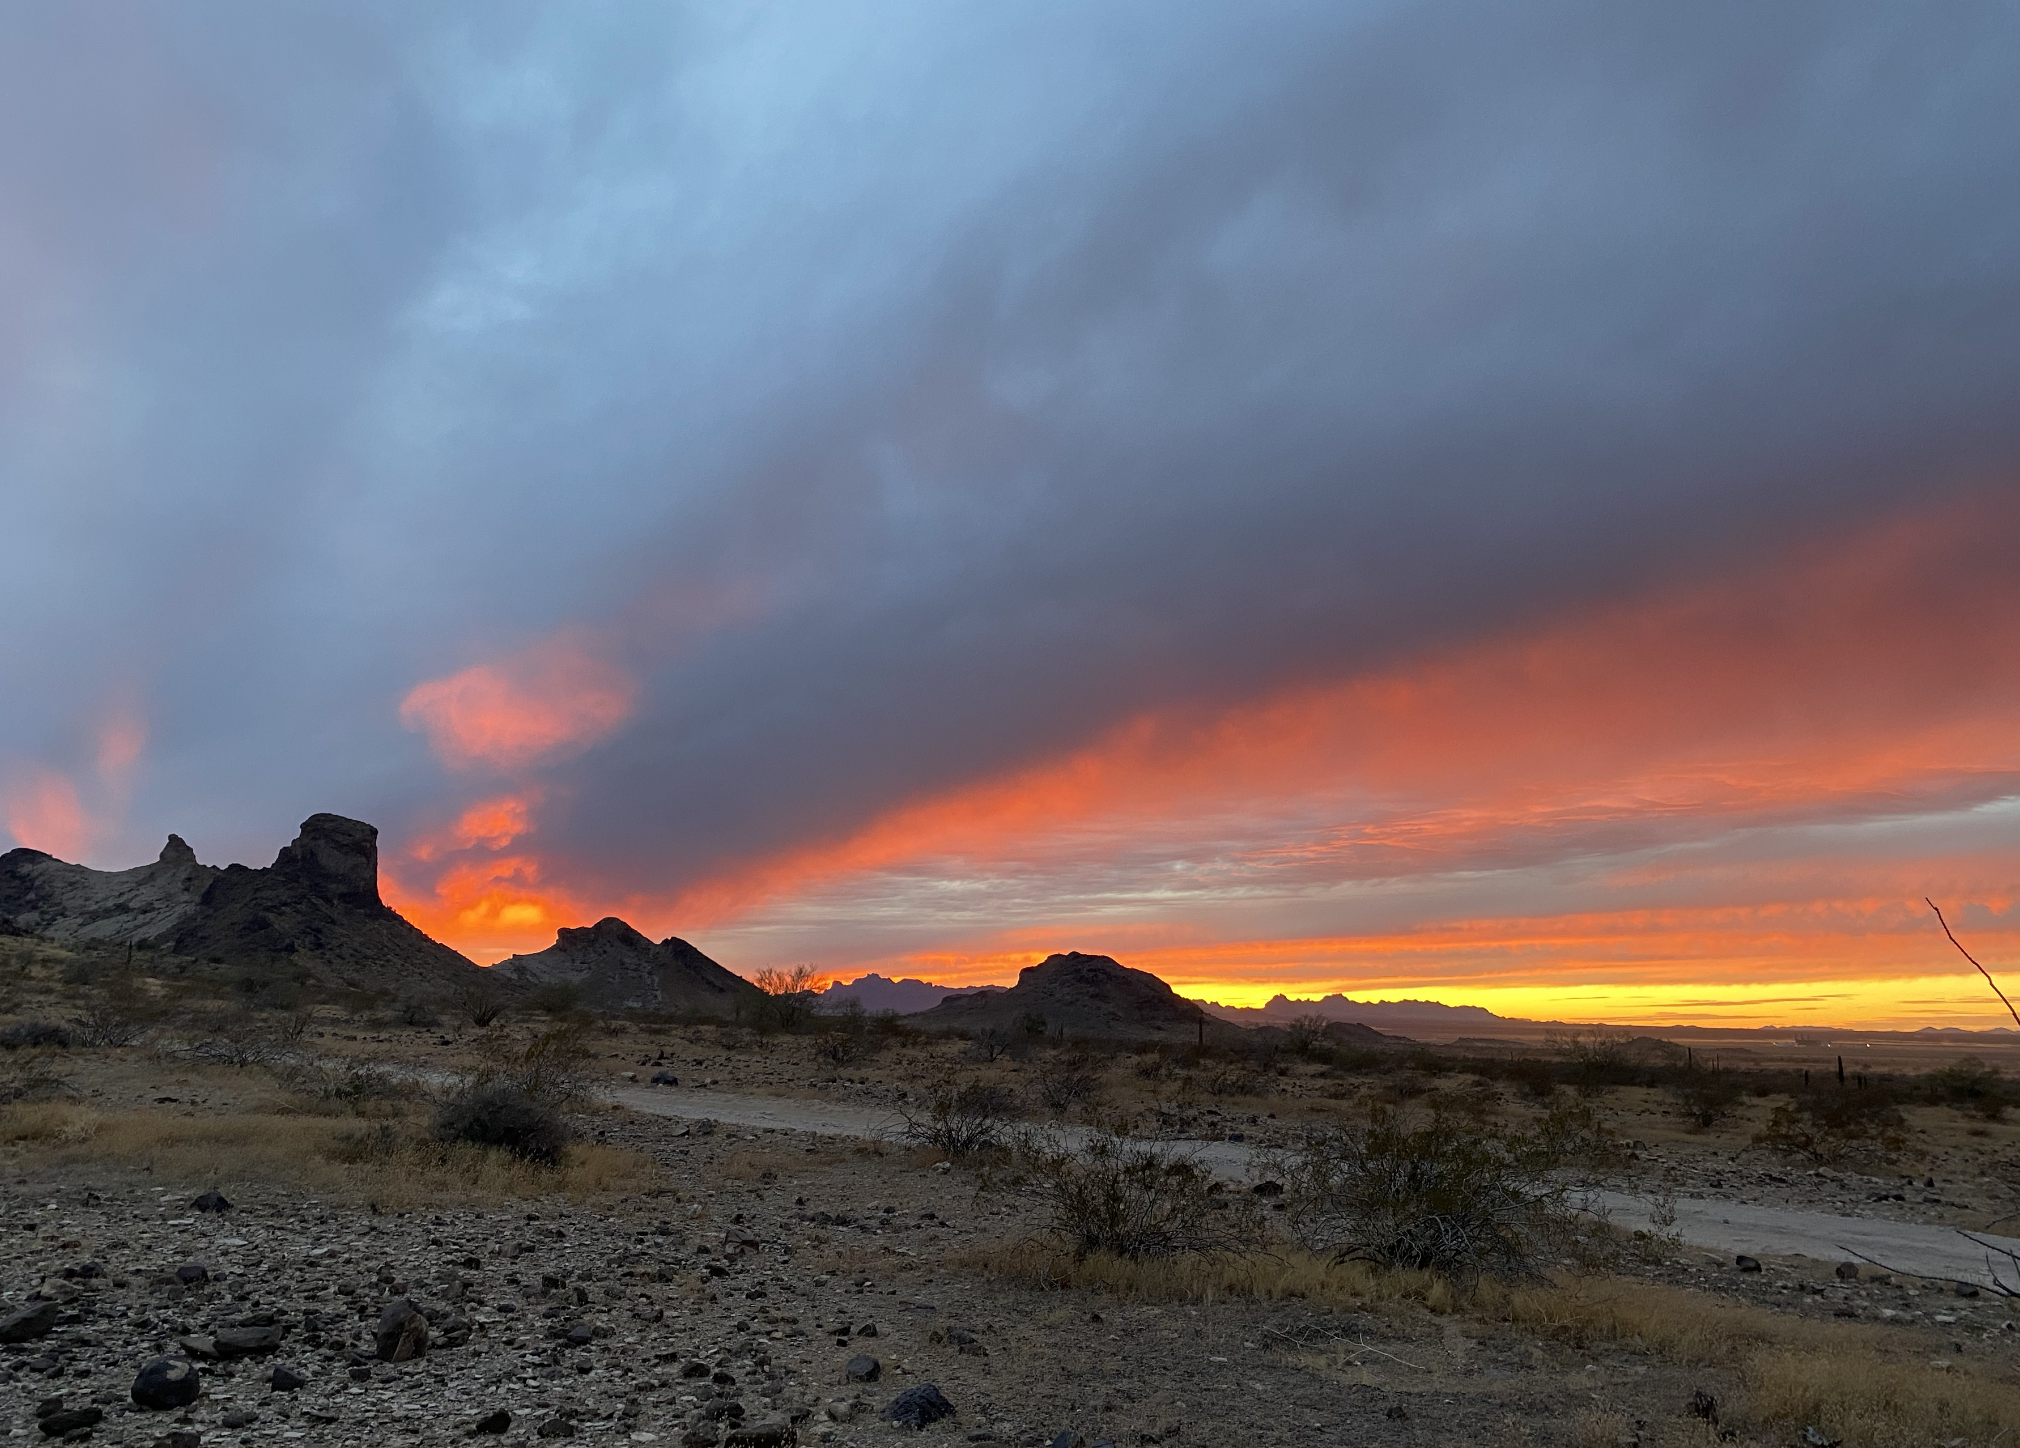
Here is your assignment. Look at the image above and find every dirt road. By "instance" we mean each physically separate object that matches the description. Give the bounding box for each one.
[612,1084,2020,1288]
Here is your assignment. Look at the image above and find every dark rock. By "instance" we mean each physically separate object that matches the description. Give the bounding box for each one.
[1049,1435,1085,1448]
[883,1384,955,1430]
[375,1298,429,1361]
[214,1325,284,1358]
[191,1191,233,1213]
[537,1419,579,1438]
[221,1410,258,1428]
[845,1355,881,1383]
[35,1398,65,1419]
[564,1323,594,1346]
[1956,1280,1981,1298]
[270,1364,307,1392]
[1384,1405,1409,1420]
[174,1262,209,1286]
[1735,1255,1762,1273]
[682,1428,720,1448]
[36,1407,102,1437]
[855,1322,878,1338]
[471,1410,512,1434]
[723,1423,796,1448]
[151,1434,201,1448]
[177,1335,219,1361]
[131,1356,202,1411]
[1834,1262,1860,1280]
[652,1071,679,1086]
[679,1359,712,1378]
[0,1300,61,1342]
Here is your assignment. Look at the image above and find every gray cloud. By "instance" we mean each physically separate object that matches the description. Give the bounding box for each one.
[4,1,2019,913]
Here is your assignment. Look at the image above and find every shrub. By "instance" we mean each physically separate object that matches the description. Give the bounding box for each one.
[900,1080,1014,1156]
[456,982,504,1027]
[1274,1103,1585,1281]
[71,995,151,1048]
[432,1084,570,1165]
[1754,1088,1905,1165]
[1671,1065,1745,1129]
[1037,1060,1104,1115]
[0,1021,74,1050]
[1923,1056,2011,1121]
[749,965,821,1032]
[394,997,441,1028]
[1029,1132,1245,1259]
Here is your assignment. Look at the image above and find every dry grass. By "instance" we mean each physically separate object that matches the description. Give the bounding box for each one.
[970,1242,2020,1447]
[0,1102,662,1210]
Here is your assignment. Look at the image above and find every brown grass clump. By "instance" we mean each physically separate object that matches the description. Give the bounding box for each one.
[0,1102,660,1209]
[968,1243,2020,1447]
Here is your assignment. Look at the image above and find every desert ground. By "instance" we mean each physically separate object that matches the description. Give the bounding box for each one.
[4,941,2020,1447]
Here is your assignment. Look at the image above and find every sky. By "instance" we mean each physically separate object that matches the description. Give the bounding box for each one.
[6,2,2020,1029]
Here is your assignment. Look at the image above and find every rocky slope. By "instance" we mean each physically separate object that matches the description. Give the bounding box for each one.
[495,917,760,1016]
[814,975,1003,1016]
[0,835,217,944]
[3,814,483,995]
[905,951,1243,1044]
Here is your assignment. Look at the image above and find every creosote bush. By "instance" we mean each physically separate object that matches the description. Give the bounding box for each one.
[900,1079,1015,1156]
[1754,1088,1906,1165]
[1274,1101,1595,1281]
[1027,1132,1252,1260]
[432,1084,570,1166]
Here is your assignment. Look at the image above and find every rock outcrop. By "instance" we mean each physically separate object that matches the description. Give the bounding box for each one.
[0,834,217,945]
[494,916,759,1016]
[2,814,483,994]
[815,974,1004,1016]
[167,814,481,992]
[905,951,1242,1043]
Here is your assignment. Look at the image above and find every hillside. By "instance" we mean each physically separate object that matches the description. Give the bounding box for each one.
[907,951,1245,1043]
[493,916,759,1016]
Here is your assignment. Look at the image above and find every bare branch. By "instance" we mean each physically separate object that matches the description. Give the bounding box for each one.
[1928,898,2020,1030]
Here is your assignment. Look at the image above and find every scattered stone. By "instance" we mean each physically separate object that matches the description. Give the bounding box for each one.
[221,1409,259,1428]
[1834,1262,1860,1281]
[270,1364,307,1392]
[214,1325,285,1358]
[132,1356,203,1410]
[846,1354,881,1383]
[1050,1434,1085,1448]
[883,1384,955,1430]
[1735,1255,1762,1273]
[37,1406,103,1437]
[1956,1281,1981,1298]
[724,1421,796,1448]
[680,1359,712,1379]
[191,1190,233,1213]
[471,1410,512,1434]
[652,1071,679,1085]
[174,1262,209,1286]
[538,1418,580,1438]
[0,1300,61,1343]
[375,1298,430,1361]
[35,1398,65,1419]
[177,1334,219,1360]
[151,1434,201,1448]
[855,1322,878,1338]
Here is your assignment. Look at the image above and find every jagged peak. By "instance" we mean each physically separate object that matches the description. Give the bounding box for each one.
[159,834,198,865]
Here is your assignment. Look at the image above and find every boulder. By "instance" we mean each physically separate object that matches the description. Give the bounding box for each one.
[132,1356,203,1410]
[883,1384,955,1430]
[375,1298,429,1361]
[0,1300,60,1343]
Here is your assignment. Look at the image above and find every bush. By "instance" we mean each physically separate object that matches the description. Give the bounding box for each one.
[1029,1133,1245,1260]
[1037,1060,1104,1115]
[0,1021,74,1050]
[456,982,504,1027]
[1923,1056,2012,1121]
[394,997,441,1028]
[1754,1089,1905,1165]
[1671,1065,1745,1129]
[900,1080,1015,1157]
[70,997,149,1048]
[1275,1104,1585,1281]
[433,1084,570,1166]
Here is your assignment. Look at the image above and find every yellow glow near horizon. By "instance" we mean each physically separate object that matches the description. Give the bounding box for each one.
[1168,971,2018,1030]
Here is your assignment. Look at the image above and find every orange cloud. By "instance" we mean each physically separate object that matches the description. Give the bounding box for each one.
[400,637,635,772]
[1,768,90,860]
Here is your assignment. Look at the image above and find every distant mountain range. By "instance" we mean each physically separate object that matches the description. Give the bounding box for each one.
[815,973,1004,1015]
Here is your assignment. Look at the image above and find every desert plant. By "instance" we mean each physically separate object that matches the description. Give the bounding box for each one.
[484,1024,591,1106]
[900,1080,1015,1157]
[1923,1055,2012,1121]
[431,1084,571,1165]
[0,1047,70,1103]
[457,981,504,1027]
[393,997,441,1028]
[1037,1059,1104,1115]
[1670,1063,1746,1129]
[967,1027,1015,1063]
[70,995,151,1047]
[749,964,821,1032]
[1273,1103,1585,1281]
[1284,1013,1332,1058]
[1754,1087,1905,1165]
[1027,1132,1245,1260]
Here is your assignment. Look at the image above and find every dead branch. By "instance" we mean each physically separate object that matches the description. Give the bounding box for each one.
[1927,898,2020,1029]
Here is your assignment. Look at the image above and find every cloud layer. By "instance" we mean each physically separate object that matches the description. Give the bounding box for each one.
[7,3,2020,1023]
